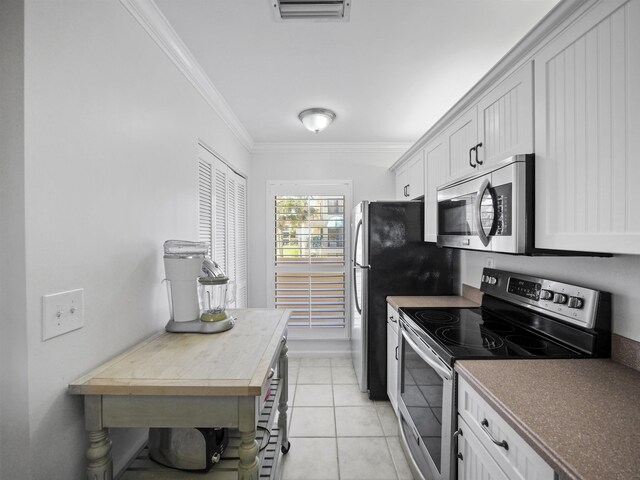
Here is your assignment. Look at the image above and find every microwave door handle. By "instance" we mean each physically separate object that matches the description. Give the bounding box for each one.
[401,328,452,381]
[474,178,492,247]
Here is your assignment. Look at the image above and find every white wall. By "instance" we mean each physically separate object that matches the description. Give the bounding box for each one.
[0,1,31,478]
[461,251,640,342]
[13,1,251,478]
[248,149,397,308]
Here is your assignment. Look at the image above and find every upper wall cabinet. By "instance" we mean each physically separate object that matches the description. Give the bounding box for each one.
[534,0,640,254]
[424,135,446,242]
[395,149,425,200]
[445,63,534,181]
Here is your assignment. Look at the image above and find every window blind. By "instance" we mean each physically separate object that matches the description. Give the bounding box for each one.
[274,195,345,265]
[272,194,347,329]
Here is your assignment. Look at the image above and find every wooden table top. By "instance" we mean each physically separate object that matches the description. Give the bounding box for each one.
[69,309,290,397]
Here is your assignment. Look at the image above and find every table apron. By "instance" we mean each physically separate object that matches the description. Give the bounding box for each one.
[99,395,249,428]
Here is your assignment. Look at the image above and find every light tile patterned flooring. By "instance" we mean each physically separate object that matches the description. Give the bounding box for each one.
[278,356,415,480]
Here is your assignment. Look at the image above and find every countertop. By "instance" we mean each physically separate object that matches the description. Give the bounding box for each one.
[387,284,482,310]
[456,359,640,480]
[69,308,290,397]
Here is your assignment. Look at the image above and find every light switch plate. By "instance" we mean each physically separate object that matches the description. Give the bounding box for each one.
[42,289,84,341]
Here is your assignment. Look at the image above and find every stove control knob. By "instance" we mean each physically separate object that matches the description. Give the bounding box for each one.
[485,276,497,285]
[553,293,568,304]
[567,297,584,309]
[540,289,553,300]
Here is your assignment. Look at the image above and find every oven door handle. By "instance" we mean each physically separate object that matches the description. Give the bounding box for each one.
[474,177,492,247]
[401,328,452,381]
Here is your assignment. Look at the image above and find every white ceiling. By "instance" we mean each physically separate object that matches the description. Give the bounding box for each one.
[154,0,560,146]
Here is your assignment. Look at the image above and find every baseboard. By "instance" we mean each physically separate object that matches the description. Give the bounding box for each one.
[286,339,351,357]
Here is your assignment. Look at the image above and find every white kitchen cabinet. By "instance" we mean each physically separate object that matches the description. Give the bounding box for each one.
[457,376,555,480]
[424,135,446,242]
[386,303,400,413]
[476,62,534,166]
[395,163,409,200]
[394,150,425,200]
[445,63,534,182]
[444,106,478,181]
[534,0,640,254]
[457,416,510,480]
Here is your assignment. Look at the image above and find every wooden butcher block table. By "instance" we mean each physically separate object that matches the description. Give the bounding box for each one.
[69,308,291,480]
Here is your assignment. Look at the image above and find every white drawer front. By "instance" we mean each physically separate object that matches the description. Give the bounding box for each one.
[457,416,510,480]
[457,377,554,480]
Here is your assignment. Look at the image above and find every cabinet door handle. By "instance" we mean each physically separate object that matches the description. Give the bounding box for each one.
[395,346,398,360]
[475,142,483,165]
[404,184,410,197]
[480,419,509,450]
[389,314,397,323]
[469,146,477,168]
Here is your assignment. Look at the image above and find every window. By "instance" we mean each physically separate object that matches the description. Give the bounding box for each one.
[198,144,248,307]
[267,181,352,339]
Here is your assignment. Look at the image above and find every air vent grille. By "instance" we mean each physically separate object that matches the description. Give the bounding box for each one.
[272,0,351,22]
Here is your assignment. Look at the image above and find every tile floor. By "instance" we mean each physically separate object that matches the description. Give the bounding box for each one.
[277,356,415,480]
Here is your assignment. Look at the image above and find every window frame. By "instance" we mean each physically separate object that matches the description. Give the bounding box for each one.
[266,180,353,340]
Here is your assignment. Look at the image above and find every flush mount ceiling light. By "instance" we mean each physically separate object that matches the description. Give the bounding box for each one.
[298,108,336,133]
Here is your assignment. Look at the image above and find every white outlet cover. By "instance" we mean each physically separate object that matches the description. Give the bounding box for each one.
[42,289,84,341]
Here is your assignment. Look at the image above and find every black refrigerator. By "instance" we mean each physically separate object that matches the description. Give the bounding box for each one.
[351,201,459,400]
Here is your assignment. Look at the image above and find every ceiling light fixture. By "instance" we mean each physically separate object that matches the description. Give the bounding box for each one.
[298,108,336,133]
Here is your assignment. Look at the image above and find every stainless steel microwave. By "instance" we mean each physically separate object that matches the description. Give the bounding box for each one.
[436,154,534,254]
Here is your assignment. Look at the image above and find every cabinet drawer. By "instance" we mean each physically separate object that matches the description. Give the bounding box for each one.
[457,376,554,480]
[457,416,510,480]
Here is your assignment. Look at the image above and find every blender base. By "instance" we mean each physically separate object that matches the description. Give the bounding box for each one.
[165,317,235,334]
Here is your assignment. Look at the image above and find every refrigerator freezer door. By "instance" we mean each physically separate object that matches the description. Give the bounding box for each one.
[351,202,369,392]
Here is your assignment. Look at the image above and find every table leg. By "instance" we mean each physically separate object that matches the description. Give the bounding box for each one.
[238,396,259,480]
[86,428,112,480]
[278,337,290,454]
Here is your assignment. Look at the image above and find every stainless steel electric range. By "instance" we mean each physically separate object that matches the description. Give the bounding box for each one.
[396,268,611,480]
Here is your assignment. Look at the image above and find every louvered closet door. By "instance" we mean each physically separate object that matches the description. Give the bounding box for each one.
[213,160,228,273]
[235,175,248,307]
[198,145,248,307]
[198,156,213,255]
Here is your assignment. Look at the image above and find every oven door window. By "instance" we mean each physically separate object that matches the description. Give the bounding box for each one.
[437,193,476,237]
[400,335,444,472]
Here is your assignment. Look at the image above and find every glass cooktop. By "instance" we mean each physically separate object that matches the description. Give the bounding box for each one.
[399,306,586,366]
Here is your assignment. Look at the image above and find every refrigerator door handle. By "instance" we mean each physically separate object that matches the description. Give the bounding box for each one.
[353,267,362,314]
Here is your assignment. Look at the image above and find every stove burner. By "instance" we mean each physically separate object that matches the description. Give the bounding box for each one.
[505,335,548,350]
[481,320,516,334]
[436,327,504,350]
[414,310,459,324]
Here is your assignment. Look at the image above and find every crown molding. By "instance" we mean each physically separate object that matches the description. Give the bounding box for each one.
[391,0,590,170]
[252,142,412,154]
[120,0,255,152]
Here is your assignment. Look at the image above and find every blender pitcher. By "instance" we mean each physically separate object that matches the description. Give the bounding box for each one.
[198,273,235,322]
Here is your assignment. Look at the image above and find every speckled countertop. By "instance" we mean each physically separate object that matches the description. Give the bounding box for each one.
[456,359,640,480]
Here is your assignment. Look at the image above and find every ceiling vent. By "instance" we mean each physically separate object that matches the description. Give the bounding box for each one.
[272,0,351,22]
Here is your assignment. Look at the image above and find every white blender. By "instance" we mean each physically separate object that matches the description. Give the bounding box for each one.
[163,240,235,334]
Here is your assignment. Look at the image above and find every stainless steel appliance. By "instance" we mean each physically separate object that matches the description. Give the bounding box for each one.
[436,155,533,254]
[149,427,228,472]
[397,268,611,480]
[351,201,458,399]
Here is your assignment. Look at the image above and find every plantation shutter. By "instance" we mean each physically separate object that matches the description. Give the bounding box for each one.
[268,183,351,338]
